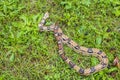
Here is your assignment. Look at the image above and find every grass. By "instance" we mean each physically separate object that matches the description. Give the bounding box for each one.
[0,0,120,80]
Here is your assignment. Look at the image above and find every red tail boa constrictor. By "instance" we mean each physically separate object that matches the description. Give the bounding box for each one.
[38,12,108,75]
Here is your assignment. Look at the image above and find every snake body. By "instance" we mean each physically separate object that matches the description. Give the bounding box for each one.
[39,12,108,75]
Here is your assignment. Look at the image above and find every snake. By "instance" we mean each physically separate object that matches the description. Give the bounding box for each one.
[38,12,109,76]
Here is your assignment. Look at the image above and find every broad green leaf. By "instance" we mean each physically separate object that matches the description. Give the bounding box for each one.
[108,67,118,73]
[0,12,5,17]
[91,57,98,66]
[114,9,120,17]
[65,2,72,10]
[0,74,5,80]
[20,14,29,25]
[10,53,15,62]
[96,36,102,45]
[81,0,91,6]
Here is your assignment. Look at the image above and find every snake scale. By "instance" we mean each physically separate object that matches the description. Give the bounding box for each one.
[39,12,108,75]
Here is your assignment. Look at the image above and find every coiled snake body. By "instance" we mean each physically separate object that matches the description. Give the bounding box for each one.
[39,12,108,75]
